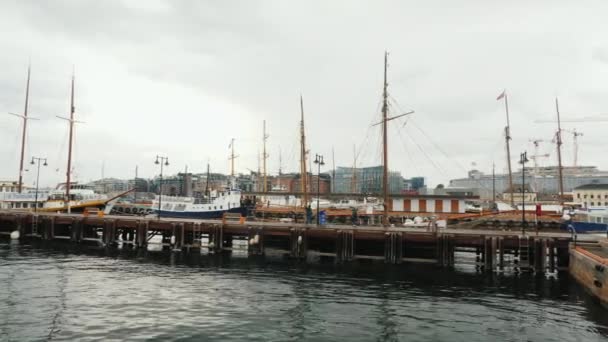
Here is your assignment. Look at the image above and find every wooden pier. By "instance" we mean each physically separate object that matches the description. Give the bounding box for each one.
[0,211,598,273]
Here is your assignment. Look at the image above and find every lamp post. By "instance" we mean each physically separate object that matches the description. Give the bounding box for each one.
[520,151,528,235]
[155,155,169,219]
[30,156,47,213]
[313,154,325,225]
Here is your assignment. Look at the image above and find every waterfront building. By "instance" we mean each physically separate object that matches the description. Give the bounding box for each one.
[332,166,411,194]
[448,166,608,199]
[87,178,129,194]
[0,181,19,193]
[501,184,537,203]
[573,184,608,210]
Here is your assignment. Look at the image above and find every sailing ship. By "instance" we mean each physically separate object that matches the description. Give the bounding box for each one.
[4,69,115,213]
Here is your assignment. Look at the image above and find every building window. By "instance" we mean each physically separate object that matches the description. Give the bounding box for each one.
[577,193,580,199]
[591,202,595,206]
[584,194,588,199]
[591,194,595,199]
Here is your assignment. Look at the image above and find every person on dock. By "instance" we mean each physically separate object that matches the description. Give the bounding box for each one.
[351,207,358,226]
[305,205,313,224]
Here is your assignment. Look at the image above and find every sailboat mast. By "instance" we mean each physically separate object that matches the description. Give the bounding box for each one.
[503,92,514,207]
[17,65,31,193]
[331,147,336,193]
[382,52,389,226]
[205,162,210,196]
[300,95,308,207]
[230,138,236,177]
[352,144,358,193]
[555,97,565,204]
[263,120,268,193]
[66,73,75,205]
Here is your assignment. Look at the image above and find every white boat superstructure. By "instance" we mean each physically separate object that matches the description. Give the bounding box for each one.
[150,189,243,219]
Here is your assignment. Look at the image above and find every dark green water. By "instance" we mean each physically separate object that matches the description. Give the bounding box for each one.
[1,240,607,342]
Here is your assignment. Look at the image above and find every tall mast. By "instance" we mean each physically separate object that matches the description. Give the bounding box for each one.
[492,162,496,206]
[134,165,138,203]
[502,91,515,207]
[300,95,308,207]
[257,149,261,191]
[555,97,564,204]
[331,147,336,193]
[351,144,358,193]
[278,147,282,176]
[17,65,31,193]
[66,72,75,207]
[205,162,210,196]
[229,138,237,177]
[263,120,268,193]
[382,51,389,226]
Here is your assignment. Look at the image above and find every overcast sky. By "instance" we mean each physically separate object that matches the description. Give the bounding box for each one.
[1,0,608,188]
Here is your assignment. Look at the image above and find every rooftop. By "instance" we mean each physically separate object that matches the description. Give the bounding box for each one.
[574,184,608,190]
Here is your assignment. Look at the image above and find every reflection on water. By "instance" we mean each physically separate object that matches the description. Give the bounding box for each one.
[1,240,607,342]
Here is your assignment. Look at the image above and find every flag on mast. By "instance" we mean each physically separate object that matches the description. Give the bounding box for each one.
[496,90,506,100]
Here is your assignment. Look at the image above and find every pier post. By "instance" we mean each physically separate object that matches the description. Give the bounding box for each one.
[135,221,148,249]
[102,220,116,247]
[336,230,354,263]
[498,237,504,271]
[548,239,556,273]
[290,228,307,259]
[49,217,55,240]
[17,215,26,239]
[248,227,265,256]
[534,239,547,274]
[70,219,82,243]
[209,224,223,253]
[447,235,455,267]
[384,232,402,264]
[484,237,496,271]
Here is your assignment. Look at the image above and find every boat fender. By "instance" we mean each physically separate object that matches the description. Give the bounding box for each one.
[10,230,20,240]
[170,235,176,245]
[297,235,302,245]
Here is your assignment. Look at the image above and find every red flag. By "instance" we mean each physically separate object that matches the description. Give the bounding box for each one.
[496,90,506,100]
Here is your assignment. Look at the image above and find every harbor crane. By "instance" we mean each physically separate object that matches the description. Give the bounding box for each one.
[561,128,583,167]
[528,139,550,193]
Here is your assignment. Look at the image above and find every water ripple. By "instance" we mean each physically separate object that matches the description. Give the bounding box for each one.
[1,241,607,341]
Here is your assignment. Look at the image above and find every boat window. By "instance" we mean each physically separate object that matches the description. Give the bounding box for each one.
[214,206,217,210]
[220,205,223,209]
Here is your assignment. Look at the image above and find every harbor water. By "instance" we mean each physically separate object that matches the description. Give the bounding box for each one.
[1,240,608,342]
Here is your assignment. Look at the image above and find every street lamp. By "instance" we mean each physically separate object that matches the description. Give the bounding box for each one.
[30,156,47,213]
[313,154,325,225]
[520,151,529,235]
[155,155,169,219]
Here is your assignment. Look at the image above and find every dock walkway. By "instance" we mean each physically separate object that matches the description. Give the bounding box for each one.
[0,210,600,273]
